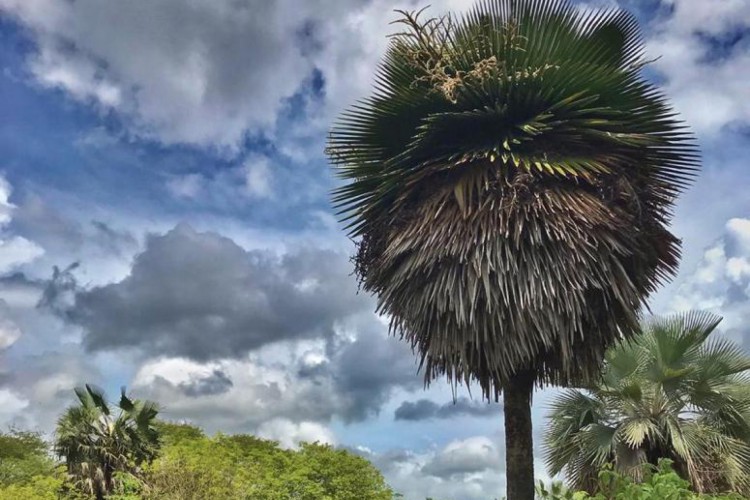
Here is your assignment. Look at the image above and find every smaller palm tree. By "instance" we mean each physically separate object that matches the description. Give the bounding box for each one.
[55,384,160,500]
[544,312,750,495]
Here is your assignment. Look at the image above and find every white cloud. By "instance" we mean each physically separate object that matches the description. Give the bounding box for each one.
[647,0,750,136]
[165,154,274,203]
[2,0,745,151]
[0,0,313,150]
[0,236,45,273]
[0,176,15,226]
[0,307,21,350]
[129,323,417,434]
[0,347,103,431]
[243,156,273,199]
[166,174,204,200]
[670,217,750,344]
[30,42,122,107]
[361,435,506,500]
[0,0,477,152]
[421,436,503,478]
[0,176,44,273]
[131,353,337,433]
[257,418,336,449]
[0,388,28,426]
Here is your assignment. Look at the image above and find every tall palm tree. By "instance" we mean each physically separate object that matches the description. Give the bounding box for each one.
[545,312,750,495]
[55,384,160,500]
[326,0,697,498]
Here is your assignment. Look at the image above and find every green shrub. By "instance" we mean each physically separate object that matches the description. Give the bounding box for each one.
[0,474,64,500]
[0,430,56,487]
[537,460,748,500]
[140,426,393,499]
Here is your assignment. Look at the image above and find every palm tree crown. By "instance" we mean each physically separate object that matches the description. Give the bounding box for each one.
[545,312,750,494]
[327,1,698,497]
[55,384,160,499]
[327,0,697,399]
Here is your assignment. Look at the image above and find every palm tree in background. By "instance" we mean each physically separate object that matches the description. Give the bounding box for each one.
[327,0,698,497]
[55,384,160,500]
[545,312,750,495]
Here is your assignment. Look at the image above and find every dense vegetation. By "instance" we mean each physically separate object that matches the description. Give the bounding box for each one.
[538,460,746,500]
[0,422,394,499]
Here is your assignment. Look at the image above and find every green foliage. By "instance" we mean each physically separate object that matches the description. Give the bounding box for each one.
[0,473,66,500]
[545,312,750,495]
[0,421,395,499]
[0,429,55,487]
[141,430,393,499]
[537,460,747,500]
[55,385,160,498]
[153,422,204,446]
[293,442,394,499]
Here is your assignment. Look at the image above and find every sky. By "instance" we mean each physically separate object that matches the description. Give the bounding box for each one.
[0,0,747,498]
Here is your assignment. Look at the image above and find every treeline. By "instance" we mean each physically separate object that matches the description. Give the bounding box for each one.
[0,421,394,499]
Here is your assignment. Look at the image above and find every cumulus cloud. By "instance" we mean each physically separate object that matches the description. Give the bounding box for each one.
[4,0,743,154]
[178,369,234,398]
[671,217,750,345]
[0,306,21,350]
[166,153,275,204]
[647,0,750,136]
[132,354,340,432]
[0,0,476,151]
[328,327,421,422]
[256,418,336,449]
[60,223,370,360]
[394,397,500,421]
[0,0,315,149]
[0,388,28,427]
[242,156,273,199]
[6,192,139,287]
[0,176,44,273]
[130,329,418,431]
[421,436,503,479]
[357,436,506,500]
[0,348,103,430]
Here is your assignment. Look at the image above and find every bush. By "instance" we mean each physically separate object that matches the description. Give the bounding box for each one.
[0,474,65,500]
[537,460,748,500]
[139,428,393,499]
[0,430,56,487]
[0,422,396,499]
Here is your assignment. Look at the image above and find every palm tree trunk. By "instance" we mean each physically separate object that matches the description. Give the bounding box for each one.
[504,369,535,500]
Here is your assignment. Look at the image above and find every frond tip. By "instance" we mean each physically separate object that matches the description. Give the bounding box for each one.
[327,0,699,399]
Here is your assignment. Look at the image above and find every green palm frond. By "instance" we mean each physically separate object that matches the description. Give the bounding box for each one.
[55,385,160,497]
[544,312,750,494]
[327,0,697,398]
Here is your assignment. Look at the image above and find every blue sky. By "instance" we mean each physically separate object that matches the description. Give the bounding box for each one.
[0,0,748,498]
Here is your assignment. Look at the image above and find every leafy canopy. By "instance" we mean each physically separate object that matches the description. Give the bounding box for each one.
[0,429,56,487]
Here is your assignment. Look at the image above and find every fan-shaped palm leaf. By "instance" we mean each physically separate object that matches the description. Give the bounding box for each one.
[545,312,750,495]
[328,1,697,497]
[55,385,160,500]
